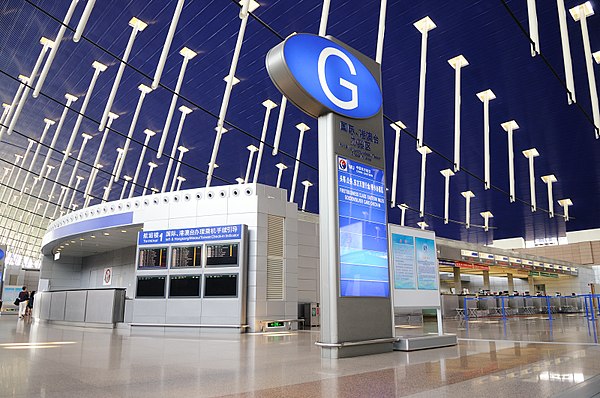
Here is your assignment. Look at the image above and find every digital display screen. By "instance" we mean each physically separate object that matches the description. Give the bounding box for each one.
[138,248,167,269]
[169,275,201,297]
[204,274,238,297]
[206,243,238,267]
[171,246,202,267]
[391,234,416,289]
[415,237,437,290]
[337,157,389,297]
[136,276,166,297]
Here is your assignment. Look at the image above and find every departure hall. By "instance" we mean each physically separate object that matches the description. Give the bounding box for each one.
[1,0,600,397]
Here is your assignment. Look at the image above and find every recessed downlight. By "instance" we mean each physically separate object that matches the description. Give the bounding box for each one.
[103,232,110,236]
[121,230,127,233]
[90,235,96,238]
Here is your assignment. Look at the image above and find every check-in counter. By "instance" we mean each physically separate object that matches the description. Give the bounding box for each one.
[508,297,524,314]
[33,288,125,327]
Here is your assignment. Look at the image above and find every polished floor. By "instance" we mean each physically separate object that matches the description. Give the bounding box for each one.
[0,314,599,397]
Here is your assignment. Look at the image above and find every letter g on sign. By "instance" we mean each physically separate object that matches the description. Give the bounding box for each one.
[318,47,358,111]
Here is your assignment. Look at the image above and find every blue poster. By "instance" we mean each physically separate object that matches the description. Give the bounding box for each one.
[391,234,416,289]
[338,157,389,297]
[415,237,437,290]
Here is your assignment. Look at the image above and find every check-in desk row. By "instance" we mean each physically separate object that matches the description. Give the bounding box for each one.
[441,294,584,318]
[33,288,126,327]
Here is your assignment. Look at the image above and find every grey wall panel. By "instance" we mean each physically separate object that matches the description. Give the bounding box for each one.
[64,291,87,322]
[49,291,66,321]
[165,299,202,324]
[132,299,167,323]
[38,292,51,320]
[200,300,241,325]
[85,290,116,323]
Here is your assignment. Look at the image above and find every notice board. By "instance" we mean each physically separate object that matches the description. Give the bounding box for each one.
[388,224,441,309]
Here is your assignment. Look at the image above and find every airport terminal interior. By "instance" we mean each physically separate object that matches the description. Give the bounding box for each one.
[2,0,600,397]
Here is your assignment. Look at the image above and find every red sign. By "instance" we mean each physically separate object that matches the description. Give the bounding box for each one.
[456,261,489,271]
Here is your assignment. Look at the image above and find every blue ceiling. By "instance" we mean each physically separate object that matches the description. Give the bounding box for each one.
[0,0,599,249]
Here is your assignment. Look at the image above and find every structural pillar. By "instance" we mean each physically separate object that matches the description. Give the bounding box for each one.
[528,275,535,294]
[483,270,490,291]
[453,267,462,293]
[507,273,515,293]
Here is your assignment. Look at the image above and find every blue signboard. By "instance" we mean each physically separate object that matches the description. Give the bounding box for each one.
[138,225,242,246]
[338,157,389,297]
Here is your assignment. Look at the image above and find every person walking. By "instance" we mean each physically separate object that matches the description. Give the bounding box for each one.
[17,286,29,319]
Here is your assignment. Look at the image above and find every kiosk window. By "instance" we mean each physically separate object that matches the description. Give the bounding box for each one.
[169,275,201,297]
[171,246,202,267]
[206,243,238,267]
[204,274,238,297]
[138,248,167,269]
[136,276,166,297]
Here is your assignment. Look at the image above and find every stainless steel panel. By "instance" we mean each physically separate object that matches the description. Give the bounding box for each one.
[64,291,87,322]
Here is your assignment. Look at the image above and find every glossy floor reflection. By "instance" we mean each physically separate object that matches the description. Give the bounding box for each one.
[0,314,599,397]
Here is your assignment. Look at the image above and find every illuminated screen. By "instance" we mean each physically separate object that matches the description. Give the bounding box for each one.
[204,274,238,297]
[136,276,166,297]
[337,157,389,297]
[171,246,202,267]
[206,243,238,267]
[138,248,167,269]
[169,275,201,297]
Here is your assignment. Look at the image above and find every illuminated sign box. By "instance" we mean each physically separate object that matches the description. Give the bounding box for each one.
[460,250,479,258]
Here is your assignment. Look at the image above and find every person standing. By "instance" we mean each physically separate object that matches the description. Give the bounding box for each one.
[17,286,29,319]
[26,291,35,316]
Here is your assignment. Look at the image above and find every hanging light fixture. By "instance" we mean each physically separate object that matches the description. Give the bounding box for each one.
[417,145,432,217]
[413,16,436,148]
[389,120,406,208]
[156,47,197,158]
[440,169,455,224]
[275,163,287,189]
[170,146,189,192]
[289,123,310,203]
[253,100,278,183]
[206,0,257,187]
[128,129,156,199]
[244,145,259,184]
[301,180,313,211]
[161,105,193,192]
[522,148,540,211]
[461,191,475,229]
[98,17,147,131]
[501,120,520,202]
[476,89,496,190]
[541,174,558,217]
[115,84,153,181]
[570,2,599,138]
[448,55,469,172]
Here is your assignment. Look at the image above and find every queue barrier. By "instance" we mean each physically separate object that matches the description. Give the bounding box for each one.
[460,295,587,321]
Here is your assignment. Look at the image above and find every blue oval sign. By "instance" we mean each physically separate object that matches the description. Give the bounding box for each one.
[271,34,382,119]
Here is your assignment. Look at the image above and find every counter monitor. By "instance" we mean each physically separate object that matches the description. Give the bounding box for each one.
[171,246,202,267]
[204,274,238,297]
[169,275,201,297]
[206,243,238,267]
[136,276,166,297]
[138,248,167,269]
